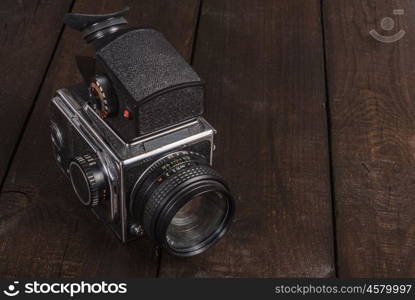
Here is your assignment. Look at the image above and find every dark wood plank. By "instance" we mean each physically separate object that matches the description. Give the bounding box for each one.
[159,0,335,277]
[0,0,200,277]
[0,0,73,185]
[324,0,415,277]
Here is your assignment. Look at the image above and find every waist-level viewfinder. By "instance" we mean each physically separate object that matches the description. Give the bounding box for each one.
[64,7,204,140]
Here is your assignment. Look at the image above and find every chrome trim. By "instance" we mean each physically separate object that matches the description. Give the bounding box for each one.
[122,130,214,166]
[128,119,200,145]
[55,90,120,163]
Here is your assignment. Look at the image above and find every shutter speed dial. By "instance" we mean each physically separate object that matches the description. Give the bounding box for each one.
[89,74,117,118]
[69,153,109,207]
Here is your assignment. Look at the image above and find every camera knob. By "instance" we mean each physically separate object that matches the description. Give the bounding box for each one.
[68,153,108,207]
[89,74,117,118]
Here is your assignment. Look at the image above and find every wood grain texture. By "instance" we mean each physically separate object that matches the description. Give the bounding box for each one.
[159,0,335,277]
[0,0,200,277]
[324,0,415,277]
[0,0,73,186]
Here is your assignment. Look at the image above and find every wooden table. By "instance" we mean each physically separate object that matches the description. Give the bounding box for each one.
[1,0,414,278]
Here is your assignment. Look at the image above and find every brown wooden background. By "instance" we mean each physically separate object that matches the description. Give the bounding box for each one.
[1,0,414,277]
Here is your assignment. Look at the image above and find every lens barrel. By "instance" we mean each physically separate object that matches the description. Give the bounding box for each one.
[131,151,234,257]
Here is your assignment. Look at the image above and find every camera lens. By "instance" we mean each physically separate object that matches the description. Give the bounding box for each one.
[131,151,234,257]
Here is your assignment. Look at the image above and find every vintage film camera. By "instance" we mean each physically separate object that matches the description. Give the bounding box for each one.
[49,8,235,257]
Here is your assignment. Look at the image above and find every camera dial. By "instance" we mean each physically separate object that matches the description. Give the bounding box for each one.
[89,74,117,118]
[69,153,109,207]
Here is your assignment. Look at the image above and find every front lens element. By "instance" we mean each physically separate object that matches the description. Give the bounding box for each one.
[166,191,228,250]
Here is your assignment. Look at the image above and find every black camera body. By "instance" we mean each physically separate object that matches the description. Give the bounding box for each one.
[50,8,234,257]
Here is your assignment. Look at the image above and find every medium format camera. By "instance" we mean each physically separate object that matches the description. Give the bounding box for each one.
[49,8,235,257]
